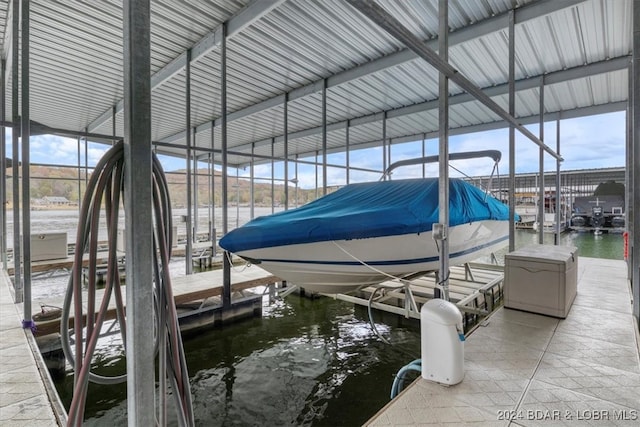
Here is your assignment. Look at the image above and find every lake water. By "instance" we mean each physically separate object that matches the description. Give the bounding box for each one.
[8,209,624,425]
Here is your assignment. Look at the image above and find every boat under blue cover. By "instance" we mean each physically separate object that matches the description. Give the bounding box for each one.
[219,178,510,253]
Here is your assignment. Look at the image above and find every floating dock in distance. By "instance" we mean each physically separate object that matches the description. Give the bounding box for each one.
[365,257,640,426]
[327,263,504,332]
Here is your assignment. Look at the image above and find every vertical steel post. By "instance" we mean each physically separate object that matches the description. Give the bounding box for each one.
[438,0,450,300]
[112,105,117,145]
[20,1,32,318]
[193,138,199,241]
[555,115,561,245]
[284,92,289,210]
[11,0,21,301]
[345,120,350,185]
[211,121,216,243]
[77,137,82,216]
[250,142,255,219]
[627,61,633,280]
[235,169,240,228]
[422,133,426,178]
[84,133,88,191]
[185,49,193,274]
[508,9,516,252]
[0,59,6,268]
[632,0,640,325]
[322,79,327,194]
[221,22,231,309]
[295,154,299,207]
[538,76,544,244]
[271,138,275,214]
[123,0,155,423]
[382,111,387,179]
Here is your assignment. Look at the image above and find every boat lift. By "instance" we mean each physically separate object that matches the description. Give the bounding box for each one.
[326,262,504,334]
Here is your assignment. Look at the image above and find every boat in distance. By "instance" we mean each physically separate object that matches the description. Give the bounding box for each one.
[219,176,511,294]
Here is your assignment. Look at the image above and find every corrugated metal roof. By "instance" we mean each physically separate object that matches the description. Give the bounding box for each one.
[0,0,632,169]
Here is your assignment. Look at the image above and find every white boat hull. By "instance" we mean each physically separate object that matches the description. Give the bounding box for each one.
[235,220,508,294]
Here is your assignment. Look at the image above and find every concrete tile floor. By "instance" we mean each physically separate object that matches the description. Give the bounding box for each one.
[368,257,640,426]
[0,270,59,426]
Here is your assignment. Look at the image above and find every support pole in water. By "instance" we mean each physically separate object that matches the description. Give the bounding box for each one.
[221,21,231,309]
[123,0,155,423]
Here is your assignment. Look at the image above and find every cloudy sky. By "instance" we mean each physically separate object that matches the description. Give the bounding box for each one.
[247,110,627,189]
[5,110,626,190]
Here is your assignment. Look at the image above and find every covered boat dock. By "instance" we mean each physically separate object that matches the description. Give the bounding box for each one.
[0,0,639,425]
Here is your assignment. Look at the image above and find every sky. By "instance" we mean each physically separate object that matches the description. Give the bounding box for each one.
[4,110,626,191]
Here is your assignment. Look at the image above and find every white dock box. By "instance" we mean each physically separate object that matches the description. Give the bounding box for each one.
[30,232,68,261]
[504,244,578,318]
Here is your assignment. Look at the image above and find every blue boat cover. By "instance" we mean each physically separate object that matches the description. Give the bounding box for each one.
[219,178,511,253]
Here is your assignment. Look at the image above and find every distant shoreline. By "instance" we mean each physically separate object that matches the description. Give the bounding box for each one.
[5,204,79,211]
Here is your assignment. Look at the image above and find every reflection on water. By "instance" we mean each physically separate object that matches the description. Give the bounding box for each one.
[56,297,421,426]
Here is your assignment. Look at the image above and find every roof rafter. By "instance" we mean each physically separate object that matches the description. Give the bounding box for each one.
[86,0,287,133]
[229,56,629,160]
[158,0,586,146]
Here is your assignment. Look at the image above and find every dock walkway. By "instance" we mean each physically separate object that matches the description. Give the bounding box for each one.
[367,256,640,426]
[1,268,62,426]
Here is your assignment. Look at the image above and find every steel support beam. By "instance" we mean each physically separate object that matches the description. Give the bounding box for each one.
[221,22,231,310]
[632,0,640,325]
[77,137,81,216]
[199,100,626,171]
[346,119,350,185]
[210,123,216,244]
[538,77,545,244]
[88,0,286,133]
[554,115,561,245]
[283,92,289,210]
[508,9,516,252]
[321,79,327,194]
[382,111,387,180]
[0,59,6,268]
[250,142,255,219]
[21,0,32,323]
[438,0,450,300]
[271,138,275,213]
[123,0,155,423]
[345,0,561,161]
[185,49,193,275]
[625,59,636,282]
[193,131,199,241]
[229,56,626,169]
[159,0,585,147]
[11,0,21,301]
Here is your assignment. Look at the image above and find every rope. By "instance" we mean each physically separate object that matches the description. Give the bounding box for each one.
[225,250,250,273]
[331,241,410,286]
[332,241,421,343]
[61,141,194,426]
